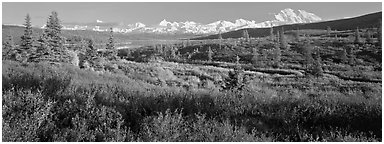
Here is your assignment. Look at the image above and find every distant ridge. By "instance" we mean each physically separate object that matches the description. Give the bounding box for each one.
[192,11,382,40]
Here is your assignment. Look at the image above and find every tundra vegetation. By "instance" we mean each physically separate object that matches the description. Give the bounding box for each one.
[2,11,382,142]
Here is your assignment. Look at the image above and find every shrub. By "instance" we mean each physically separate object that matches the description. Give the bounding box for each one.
[2,60,381,142]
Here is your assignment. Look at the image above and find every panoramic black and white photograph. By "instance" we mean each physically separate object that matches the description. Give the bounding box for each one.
[1,1,382,142]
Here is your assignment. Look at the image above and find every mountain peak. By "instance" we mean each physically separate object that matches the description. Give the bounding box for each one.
[274,8,322,23]
[60,8,323,34]
[281,8,295,13]
[297,10,322,22]
[159,19,169,26]
[234,19,249,26]
[135,22,145,28]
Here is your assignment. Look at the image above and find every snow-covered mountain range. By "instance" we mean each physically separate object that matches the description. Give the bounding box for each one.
[60,8,322,34]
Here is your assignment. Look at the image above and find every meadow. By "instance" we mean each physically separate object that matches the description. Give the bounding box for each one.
[2,33,382,141]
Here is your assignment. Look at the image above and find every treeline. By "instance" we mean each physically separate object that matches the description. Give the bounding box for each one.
[2,11,121,68]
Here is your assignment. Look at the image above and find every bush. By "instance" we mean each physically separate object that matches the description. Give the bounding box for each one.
[2,60,381,142]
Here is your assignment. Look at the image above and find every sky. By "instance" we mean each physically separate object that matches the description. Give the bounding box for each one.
[2,2,382,26]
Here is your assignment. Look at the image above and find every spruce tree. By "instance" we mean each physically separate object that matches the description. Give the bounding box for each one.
[293,30,300,42]
[378,19,382,46]
[187,39,191,46]
[279,29,287,50]
[20,14,34,62]
[43,11,71,63]
[311,50,323,77]
[327,26,331,36]
[222,55,245,91]
[170,46,177,60]
[302,41,313,69]
[2,34,15,60]
[45,11,63,49]
[243,29,250,42]
[340,48,348,64]
[126,49,131,59]
[30,33,50,62]
[86,39,98,61]
[251,47,259,67]
[273,42,281,68]
[207,46,213,62]
[346,45,355,65]
[354,27,361,44]
[218,32,223,49]
[366,29,372,43]
[106,28,115,50]
[105,28,118,60]
[234,55,244,90]
[218,32,223,40]
[270,27,274,41]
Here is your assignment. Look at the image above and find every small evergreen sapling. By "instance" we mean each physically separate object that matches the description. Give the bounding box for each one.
[279,29,287,50]
[251,47,259,67]
[311,50,323,77]
[273,42,281,68]
[222,55,245,91]
[354,27,361,44]
[243,29,250,42]
[365,29,372,43]
[326,26,331,36]
[269,27,274,41]
[377,20,381,46]
[340,48,348,64]
[207,46,213,62]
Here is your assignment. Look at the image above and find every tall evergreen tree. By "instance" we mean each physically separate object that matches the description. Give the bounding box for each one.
[20,14,34,62]
[42,11,71,63]
[30,33,49,62]
[106,28,115,50]
[86,39,98,60]
[105,28,118,60]
[45,11,63,49]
